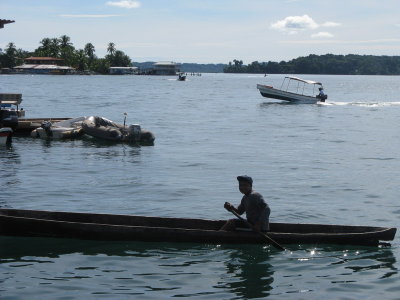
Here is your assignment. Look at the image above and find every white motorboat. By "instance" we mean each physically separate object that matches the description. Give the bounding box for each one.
[257,76,327,104]
[30,117,87,139]
[0,127,13,145]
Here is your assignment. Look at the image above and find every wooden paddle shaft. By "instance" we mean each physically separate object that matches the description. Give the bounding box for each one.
[228,208,286,251]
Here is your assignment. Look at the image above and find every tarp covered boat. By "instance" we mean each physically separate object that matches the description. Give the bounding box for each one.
[0,209,396,246]
[82,116,155,145]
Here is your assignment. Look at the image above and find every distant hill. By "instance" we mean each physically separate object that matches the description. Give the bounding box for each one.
[224,54,400,75]
[180,63,225,73]
[133,62,225,73]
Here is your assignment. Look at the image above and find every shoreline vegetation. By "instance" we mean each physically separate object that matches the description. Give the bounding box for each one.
[1,35,400,75]
[224,55,400,75]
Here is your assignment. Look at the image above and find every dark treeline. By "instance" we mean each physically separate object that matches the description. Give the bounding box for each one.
[224,54,400,75]
[119,62,225,73]
[0,35,132,74]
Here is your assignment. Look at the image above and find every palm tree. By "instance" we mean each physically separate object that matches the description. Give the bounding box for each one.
[49,38,60,57]
[84,43,96,69]
[107,42,116,56]
[75,49,87,71]
[84,43,95,59]
[38,38,52,56]
[5,42,17,67]
[58,35,75,65]
[59,35,72,49]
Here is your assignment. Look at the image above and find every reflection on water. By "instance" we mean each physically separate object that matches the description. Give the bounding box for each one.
[0,146,21,206]
[222,246,274,299]
[2,237,398,299]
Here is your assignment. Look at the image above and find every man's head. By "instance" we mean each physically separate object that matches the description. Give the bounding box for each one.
[237,175,253,195]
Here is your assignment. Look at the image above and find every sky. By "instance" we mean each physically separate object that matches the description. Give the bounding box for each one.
[1,0,400,64]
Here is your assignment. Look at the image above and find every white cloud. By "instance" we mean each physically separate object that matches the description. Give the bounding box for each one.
[321,21,341,28]
[271,15,340,34]
[60,14,120,18]
[106,0,141,9]
[311,32,334,38]
[271,15,318,31]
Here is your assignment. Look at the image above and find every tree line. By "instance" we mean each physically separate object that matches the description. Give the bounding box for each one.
[224,54,400,75]
[0,35,132,73]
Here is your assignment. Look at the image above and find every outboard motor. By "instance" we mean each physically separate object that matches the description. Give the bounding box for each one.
[0,109,19,131]
[127,124,141,143]
[41,121,53,137]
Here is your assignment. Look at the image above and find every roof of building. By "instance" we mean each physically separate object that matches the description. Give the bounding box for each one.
[25,57,64,61]
[14,64,74,70]
[109,66,138,69]
[153,61,179,66]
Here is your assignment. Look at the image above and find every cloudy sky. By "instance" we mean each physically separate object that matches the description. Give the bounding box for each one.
[1,0,400,63]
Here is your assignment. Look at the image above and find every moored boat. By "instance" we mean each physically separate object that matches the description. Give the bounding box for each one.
[0,208,396,246]
[82,116,155,145]
[257,76,327,104]
[30,116,87,139]
[1,93,25,145]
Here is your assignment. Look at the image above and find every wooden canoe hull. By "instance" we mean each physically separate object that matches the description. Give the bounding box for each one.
[0,209,396,246]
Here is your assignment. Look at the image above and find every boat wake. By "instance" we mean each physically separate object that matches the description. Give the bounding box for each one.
[317,101,400,107]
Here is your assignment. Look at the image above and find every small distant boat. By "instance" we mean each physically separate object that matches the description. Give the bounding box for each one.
[82,116,155,145]
[0,208,396,246]
[257,76,327,104]
[30,117,87,139]
[177,72,186,81]
[0,127,13,145]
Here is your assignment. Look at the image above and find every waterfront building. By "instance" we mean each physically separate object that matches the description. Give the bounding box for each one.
[152,61,180,75]
[109,66,139,75]
[12,57,75,74]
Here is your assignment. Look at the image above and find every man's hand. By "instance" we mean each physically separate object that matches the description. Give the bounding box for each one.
[224,202,234,211]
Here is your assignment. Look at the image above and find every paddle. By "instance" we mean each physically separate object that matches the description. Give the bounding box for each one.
[225,206,286,251]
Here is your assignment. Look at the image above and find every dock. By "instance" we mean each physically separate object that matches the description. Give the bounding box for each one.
[15,118,71,136]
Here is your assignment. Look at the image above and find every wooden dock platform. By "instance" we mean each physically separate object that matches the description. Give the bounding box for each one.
[14,118,71,136]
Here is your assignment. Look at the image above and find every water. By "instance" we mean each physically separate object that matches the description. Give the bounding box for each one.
[1,74,399,299]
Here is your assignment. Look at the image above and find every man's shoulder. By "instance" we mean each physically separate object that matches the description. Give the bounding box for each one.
[250,190,262,196]
[250,191,264,199]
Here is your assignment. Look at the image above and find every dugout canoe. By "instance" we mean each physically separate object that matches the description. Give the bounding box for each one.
[0,208,396,246]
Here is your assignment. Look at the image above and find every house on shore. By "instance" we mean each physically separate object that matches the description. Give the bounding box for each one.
[109,66,138,75]
[153,61,180,75]
[137,61,181,75]
[12,57,75,74]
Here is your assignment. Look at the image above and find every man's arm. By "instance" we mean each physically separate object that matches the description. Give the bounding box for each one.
[224,202,242,215]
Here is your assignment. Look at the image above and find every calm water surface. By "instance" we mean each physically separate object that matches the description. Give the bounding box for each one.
[1,74,399,299]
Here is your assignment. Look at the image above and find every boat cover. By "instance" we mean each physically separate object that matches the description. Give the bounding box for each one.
[285,76,322,85]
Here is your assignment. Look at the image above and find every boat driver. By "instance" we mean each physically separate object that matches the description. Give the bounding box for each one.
[317,87,327,102]
[221,175,270,232]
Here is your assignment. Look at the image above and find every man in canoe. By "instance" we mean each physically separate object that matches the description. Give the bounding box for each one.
[221,175,270,232]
